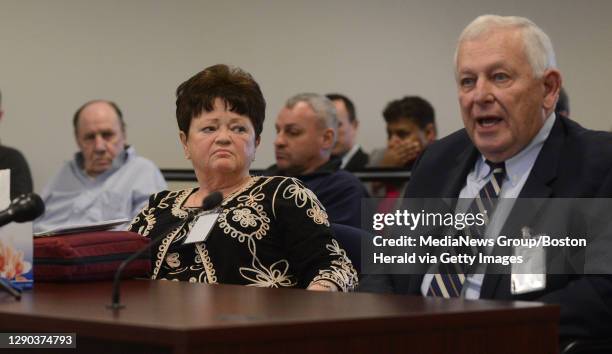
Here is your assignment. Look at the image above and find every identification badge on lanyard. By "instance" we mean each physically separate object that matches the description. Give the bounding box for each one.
[183,209,221,244]
[511,226,546,295]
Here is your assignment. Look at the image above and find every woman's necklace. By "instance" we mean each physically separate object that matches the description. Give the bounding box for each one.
[220,176,253,205]
[187,176,253,208]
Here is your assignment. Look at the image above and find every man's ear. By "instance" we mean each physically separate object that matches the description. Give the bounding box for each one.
[255,135,261,148]
[74,130,84,151]
[423,123,437,143]
[542,69,562,113]
[179,131,190,159]
[321,128,335,150]
[0,110,4,122]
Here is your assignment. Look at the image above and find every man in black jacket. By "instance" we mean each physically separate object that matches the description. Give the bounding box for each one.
[326,93,369,171]
[0,89,33,200]
[360,14,612,343]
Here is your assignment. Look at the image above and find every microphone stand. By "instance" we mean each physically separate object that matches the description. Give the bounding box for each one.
[107,232,166,310]
[0,278,21,300]
[107,191,223,311]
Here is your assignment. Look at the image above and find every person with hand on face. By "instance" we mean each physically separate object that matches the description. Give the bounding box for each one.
[129,65,357,292]
[369,96,436,205]
[374,96,436,169]
[34,100,166,233]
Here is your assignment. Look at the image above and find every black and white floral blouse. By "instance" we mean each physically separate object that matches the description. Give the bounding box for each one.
[128,176,358,291]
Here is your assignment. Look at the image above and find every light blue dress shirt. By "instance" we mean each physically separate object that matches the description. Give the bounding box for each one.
[33,146,167,233]
[421,113,556,298]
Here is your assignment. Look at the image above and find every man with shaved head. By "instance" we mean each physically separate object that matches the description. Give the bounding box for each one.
[34,100,166,233]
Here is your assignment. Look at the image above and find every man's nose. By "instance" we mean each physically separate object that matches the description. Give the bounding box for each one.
[274,132,286,148]
[93,135,106,152]
[473,79,494,105]
[388,134,400,146]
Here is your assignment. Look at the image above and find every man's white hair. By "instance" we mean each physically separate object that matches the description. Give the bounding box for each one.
[455,15,557,78]
[285,92,338,139]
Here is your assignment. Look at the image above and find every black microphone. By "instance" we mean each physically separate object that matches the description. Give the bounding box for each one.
[108,191,223,310]
[201,191,223,211]
[0,193,45,227]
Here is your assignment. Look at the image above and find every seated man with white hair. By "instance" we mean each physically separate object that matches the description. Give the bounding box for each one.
[360,14,612,345]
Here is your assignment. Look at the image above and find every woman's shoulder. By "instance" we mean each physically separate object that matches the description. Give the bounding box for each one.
[254,176,329,227]
[145,188,196,208]
[250,175,311,195]
[253,175,306,188]
[252,176,322,206]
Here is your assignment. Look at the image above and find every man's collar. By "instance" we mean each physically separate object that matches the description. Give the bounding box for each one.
[475,113,556,185]
[339,145,360,168]
[311,158,342,175]
[266,158,341,178]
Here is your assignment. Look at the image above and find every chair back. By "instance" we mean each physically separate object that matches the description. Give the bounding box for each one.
[331,223,370,273]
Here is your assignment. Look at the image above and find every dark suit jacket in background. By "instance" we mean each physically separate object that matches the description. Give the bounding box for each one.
[359,116,612,340]
[0,145,33,200]
[342,147,369,172]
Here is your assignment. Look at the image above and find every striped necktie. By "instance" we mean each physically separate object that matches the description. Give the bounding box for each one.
[427,161,506,298]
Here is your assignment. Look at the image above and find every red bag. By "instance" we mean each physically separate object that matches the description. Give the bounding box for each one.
[34,231,151,282]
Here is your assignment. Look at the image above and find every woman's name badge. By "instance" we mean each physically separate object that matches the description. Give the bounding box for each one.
[511,226,546,295]
[184,211,220,244]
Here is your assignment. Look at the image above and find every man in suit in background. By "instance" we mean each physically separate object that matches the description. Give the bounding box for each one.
[556,87,570,118]
[326,93,369,171]
[360,14,612,344]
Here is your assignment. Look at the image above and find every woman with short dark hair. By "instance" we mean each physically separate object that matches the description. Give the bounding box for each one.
[129,64,357,291]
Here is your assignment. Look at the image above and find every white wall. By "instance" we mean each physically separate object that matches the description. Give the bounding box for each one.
[0,0,610,192]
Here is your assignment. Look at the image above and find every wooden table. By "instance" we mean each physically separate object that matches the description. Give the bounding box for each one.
[0,280,559,354]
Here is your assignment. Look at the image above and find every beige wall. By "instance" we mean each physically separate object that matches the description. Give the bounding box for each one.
[1,0,610,191]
